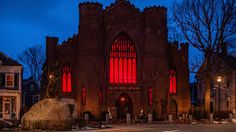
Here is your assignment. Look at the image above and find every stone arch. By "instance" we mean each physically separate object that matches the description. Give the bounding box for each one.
[170,100,178,119]
[116,92,133,119]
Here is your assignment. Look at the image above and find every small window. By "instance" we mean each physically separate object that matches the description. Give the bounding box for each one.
[226,101,230,108]
[226,80,230,89]
[30,84,34,91]
[148,88,153,106]
[6,74,14,87]
[82,87,86,105]
[62,66,72,93]
[169,69,177,94]
[33,95,40,104]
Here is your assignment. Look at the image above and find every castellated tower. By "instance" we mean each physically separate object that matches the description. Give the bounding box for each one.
[77,2,104,115]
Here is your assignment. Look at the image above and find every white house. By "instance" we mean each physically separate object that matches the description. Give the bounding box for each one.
[0,51,22,120]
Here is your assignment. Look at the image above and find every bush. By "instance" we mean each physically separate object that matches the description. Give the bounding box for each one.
[192,107,208,120]
[152,110,158,121]
[213,111,232,120]
[82,111,95,121]
[100,111,108,121]
[75,118,85,129]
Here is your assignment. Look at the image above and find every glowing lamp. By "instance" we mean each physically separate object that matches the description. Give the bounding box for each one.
[49,74,53,79]
[217,76,222,83]
[120,97,125,102]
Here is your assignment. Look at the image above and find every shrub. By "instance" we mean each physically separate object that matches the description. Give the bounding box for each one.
[100,111,108,121]
[213,111,232,120]
[192,107,208,120]
[75,118,85,129]
[82,111,95,121]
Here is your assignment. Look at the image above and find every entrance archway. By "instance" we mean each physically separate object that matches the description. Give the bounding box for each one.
[170,100,178,119]
[116,93,133,119]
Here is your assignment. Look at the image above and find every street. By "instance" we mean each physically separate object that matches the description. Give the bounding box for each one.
[80,124,236,132]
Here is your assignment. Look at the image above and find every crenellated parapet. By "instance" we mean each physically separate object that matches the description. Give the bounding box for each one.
[144,6,167,26]
[104,0,140,13]
[169,41,189,66]
[46,36,58,63]
[79,1,103,25]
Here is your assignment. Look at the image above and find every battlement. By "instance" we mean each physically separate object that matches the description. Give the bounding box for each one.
[144,6,167,15]
[79,1,102,8]
[169,41,179,49]
[144,5,167,28]
[46,36,58,46]
[79,1,103,16]
[169,41,189,65]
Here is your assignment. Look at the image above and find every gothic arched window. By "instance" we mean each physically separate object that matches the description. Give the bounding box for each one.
[62,66,72,92]
[148,88,153,106]
[169,69,177,93]
[109,33,137,84]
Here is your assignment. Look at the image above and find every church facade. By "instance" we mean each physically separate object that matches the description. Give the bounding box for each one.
[42,0,190,119]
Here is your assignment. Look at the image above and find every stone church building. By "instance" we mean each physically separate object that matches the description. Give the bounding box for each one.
[42,0,190,119]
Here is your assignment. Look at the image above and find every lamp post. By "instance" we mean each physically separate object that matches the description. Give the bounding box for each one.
[217,76,222,112]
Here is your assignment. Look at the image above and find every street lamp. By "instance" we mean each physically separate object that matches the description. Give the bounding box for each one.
[217,76,222,83]
[216,76,222,112]
[49,74,53,79]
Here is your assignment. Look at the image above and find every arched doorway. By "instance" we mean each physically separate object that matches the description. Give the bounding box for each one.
[116,93,133,119]
[170,100,178,119]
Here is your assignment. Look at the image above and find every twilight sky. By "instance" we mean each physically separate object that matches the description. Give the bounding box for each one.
[0,0,198,81]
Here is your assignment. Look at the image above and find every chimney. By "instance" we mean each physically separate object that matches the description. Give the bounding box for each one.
[222,42,228,55]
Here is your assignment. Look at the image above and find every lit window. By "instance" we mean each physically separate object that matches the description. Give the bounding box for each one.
[169,69,177,93]
[6,74,14,87]
[62,66,72,92]
[82,87,86,105]
[109,33,137,84]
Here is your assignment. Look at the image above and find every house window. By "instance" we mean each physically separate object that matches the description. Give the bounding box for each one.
[0,97,2,118]
[226,80,230,89]
[82,87,86,105]
[227,101,230,108]
[148,88,153,106]
[6,74,14,87]
[169,69,177,93]
[109,33,137,84]
[62,66,72,93]
[32,95,40,104]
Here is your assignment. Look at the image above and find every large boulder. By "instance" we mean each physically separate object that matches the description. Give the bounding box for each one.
[21,98,75,130]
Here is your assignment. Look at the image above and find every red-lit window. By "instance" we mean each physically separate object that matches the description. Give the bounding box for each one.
[62,66,72,93]
[82,87,86,105]
[109,33,137,84]
[169,69,177,93]
[149,88,153,106]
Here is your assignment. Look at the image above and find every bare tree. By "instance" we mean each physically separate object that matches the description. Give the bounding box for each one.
[172,0,236,112]
[18,45,45,87]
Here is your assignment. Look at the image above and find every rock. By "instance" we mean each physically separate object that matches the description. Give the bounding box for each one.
[220,120,229,124]
[213,121,220,124]
[231,119,236,124]
[21,98,75,130]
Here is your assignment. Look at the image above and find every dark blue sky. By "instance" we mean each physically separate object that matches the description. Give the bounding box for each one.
[0,0,175,58]
[0,0,199,81]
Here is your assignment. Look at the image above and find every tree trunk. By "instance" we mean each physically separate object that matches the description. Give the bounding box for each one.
[204,78,211,113]
[204,48,212,115]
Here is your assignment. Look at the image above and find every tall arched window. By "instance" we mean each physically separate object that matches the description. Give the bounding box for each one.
[109,33,137,84]
[148,88,153,106]
[169,69,177,93]
[62,66,72,92]
[82,87,86,105]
